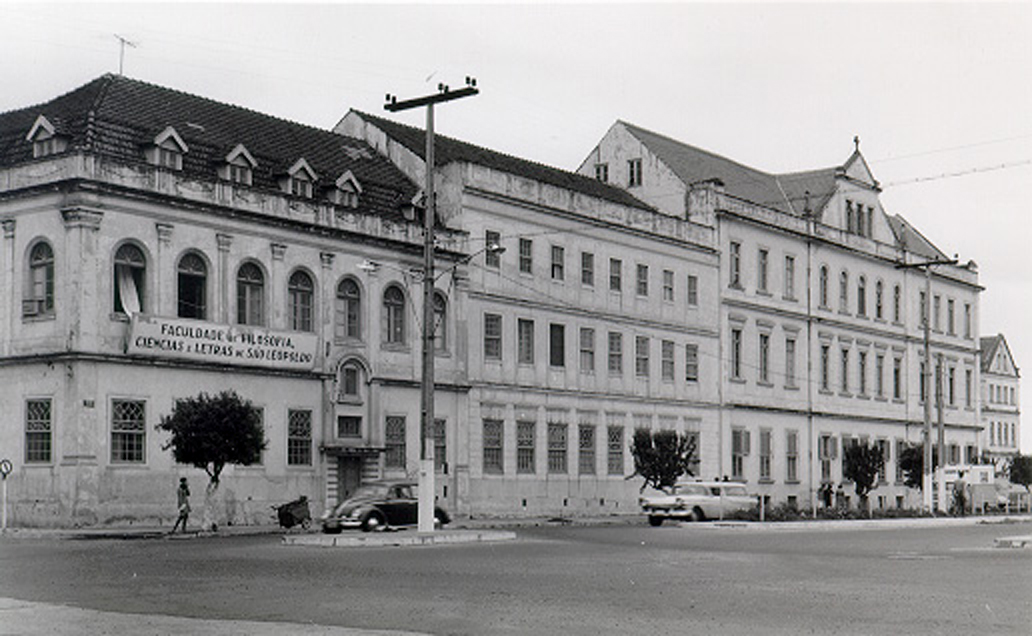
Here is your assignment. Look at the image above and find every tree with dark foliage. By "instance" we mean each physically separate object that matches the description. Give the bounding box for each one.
[629,428,697,492]
[157,390,265,530]
[842,442,885,514]
[898,443,940,491]
[1010,454,1032,493]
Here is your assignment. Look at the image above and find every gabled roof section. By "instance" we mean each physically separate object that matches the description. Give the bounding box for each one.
[224,143,257,167]
[351,111,654,212]
[0,74,420,221]
[335,170,362,193]
[886,214,948,260]
[151,125,188,152]
[25,114,58,141]
[841,150,880,190]
[981,334,1020,375]
[286,157,318,181]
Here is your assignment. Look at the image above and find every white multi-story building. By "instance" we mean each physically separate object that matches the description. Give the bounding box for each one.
[980,334,1021,467]
[578,123,983,511]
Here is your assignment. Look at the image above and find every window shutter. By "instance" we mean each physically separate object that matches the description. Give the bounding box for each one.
[830,436,838,460]
[743,430,751,456]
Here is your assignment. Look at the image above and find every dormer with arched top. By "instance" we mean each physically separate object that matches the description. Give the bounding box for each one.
[143,126,188,170]
[328,170,362,208]
[279,158,318,198]
[26,114,69,158]
[218,143,257,186]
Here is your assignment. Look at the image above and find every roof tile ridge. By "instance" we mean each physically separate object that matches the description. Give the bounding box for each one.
[619,120,778,178]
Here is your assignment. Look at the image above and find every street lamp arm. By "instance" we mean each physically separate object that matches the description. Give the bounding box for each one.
[434,243,505,283]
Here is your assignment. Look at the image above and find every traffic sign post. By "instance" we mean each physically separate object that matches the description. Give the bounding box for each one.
[0,458,12,533]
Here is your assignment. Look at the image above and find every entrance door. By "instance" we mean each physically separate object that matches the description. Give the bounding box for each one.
[337,456,362,504]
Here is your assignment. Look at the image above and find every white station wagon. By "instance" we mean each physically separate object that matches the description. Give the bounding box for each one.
[640,480,756,525]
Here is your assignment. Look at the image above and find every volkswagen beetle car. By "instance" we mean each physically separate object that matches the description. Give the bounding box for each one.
[320,480,450,533]
[640,480,756,525]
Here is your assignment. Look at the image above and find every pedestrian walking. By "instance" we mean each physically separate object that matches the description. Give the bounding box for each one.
[172,477,191,533]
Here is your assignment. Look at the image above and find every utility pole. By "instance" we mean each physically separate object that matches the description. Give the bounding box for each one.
[385,78,479,533]
[897,256,956,513]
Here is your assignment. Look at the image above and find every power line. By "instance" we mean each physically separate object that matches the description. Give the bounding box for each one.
[882,158,1032,188]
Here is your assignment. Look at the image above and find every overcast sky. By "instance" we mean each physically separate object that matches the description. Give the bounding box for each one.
[2,2,1029,451]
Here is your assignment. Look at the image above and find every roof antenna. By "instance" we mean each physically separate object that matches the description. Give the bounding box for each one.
[854,135,860,152]
[114,34,138,76]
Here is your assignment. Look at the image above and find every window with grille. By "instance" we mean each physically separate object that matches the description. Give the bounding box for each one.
[517,420,536,474]
[685,343,699,382]
[25,398,52,463]
[337,415,361,438]
[636,264,648,296]
[385,416,406,469]
[518,319,535,364]
[177,252,207,319]
[687,274,698,306]
[236,262,264,326]
[26,242,55,317]
[335,278,361,340]
[551,245,565,280]
[608,332,622,375]
[635,336,649,377]
[580,327,595,373]
[484,313,502,360]
[581,252,594,286]
[483,419,504,474]
[786,430,798,482]
[661,340,675,381]
[579,424,596,475]
[485,230,501,268]
[609,258,622,292]
[288,270,314,332]
[547,421,568,474]
[519,238,533,274]
[383,286,406,344]
[287,409,312,466]
[111,399,145,463]
[627,158,642,187]
[662,269,674,301]
[607,425,624,475]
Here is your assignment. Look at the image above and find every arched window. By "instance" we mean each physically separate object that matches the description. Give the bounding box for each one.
[177,252,207,319]
[875,280,884,320]
[335,278,361,340]
[114,243,146,314]
[819,266,829,307]
[236,262,265,326]
[433,292,447,352]
[25,241,55,316]
[839,271,848,312]
[288,270,314,332]
[337,361,364,403]
[383,285,406,344]
[857,276,867,316]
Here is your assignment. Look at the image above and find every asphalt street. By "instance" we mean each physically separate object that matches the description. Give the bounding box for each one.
[1,519,1030,635]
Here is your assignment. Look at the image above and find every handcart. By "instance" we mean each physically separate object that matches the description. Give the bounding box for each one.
[273,495,311,529]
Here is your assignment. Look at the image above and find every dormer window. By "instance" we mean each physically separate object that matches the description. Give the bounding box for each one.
[331,171,362,208]
[219,144,256,186]
[26,115,68,158]
[281,158,318,199]
[145,127,188,171]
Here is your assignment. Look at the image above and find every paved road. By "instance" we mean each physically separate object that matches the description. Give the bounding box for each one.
[2,520,1030,635]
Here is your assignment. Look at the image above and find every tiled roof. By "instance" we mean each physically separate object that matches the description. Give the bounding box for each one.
[886,215,947,260]
[0,74,419,220]
[351,111,655,212]
[620,121,840,216]
[980,335,1002,372]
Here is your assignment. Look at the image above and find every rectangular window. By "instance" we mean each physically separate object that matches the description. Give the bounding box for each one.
[484,313,502,360]
[758,333,770,384]
[579,327,595,373]
[434,419,446,473]
[729,241,741,287]
[287,409,313,466]
[609,258,622,292]
[964,303,972,338]
[519,238,533,274]
[607,425,624,475]
[685,343,699,382]
[483,419,504,474]
[549,323,565,367]
[548,421,568,474]
[893,357,903,400]
[636,264,649,296]
[111,399,146,463]
[594,163,608,182]
[25,398,52,463]
[947,299,955,335]
[820,345,830,391]
[784,255,795,299]
[518,319,535,364]
[841,348,850,393]
[920,291,928,326]
[896,439,906,483]
[485,230,501,268]
[628,158,642,187]
[687,274,698,306]
[785,338,796,387]
[819,434,836,482]
[965,369,972,407]
[933,295,941,331]
[876,354,885,397]
[731,328,743,379]
[517,420,536,474]
[759,429,772,481]
[661,340,675,381]
[551,245,565,280]
[757,248,769,292]
[608,332,623,375]
[877,439,889,483]
[786,430,798,482]
[858,351,868,396]
[635,336,650,377]
[662,269,674,301]
[385,416,406,469]
[581,252,594,286]
[731,428,750,480]
[948,367,956,406]
[920,362,927,403]
[337,415,361,438]
[579,424,596,475]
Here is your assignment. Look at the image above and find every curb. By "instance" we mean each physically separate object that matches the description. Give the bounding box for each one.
[283,529,517,548]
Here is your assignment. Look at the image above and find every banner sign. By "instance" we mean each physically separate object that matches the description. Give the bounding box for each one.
[127,315,318,371]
